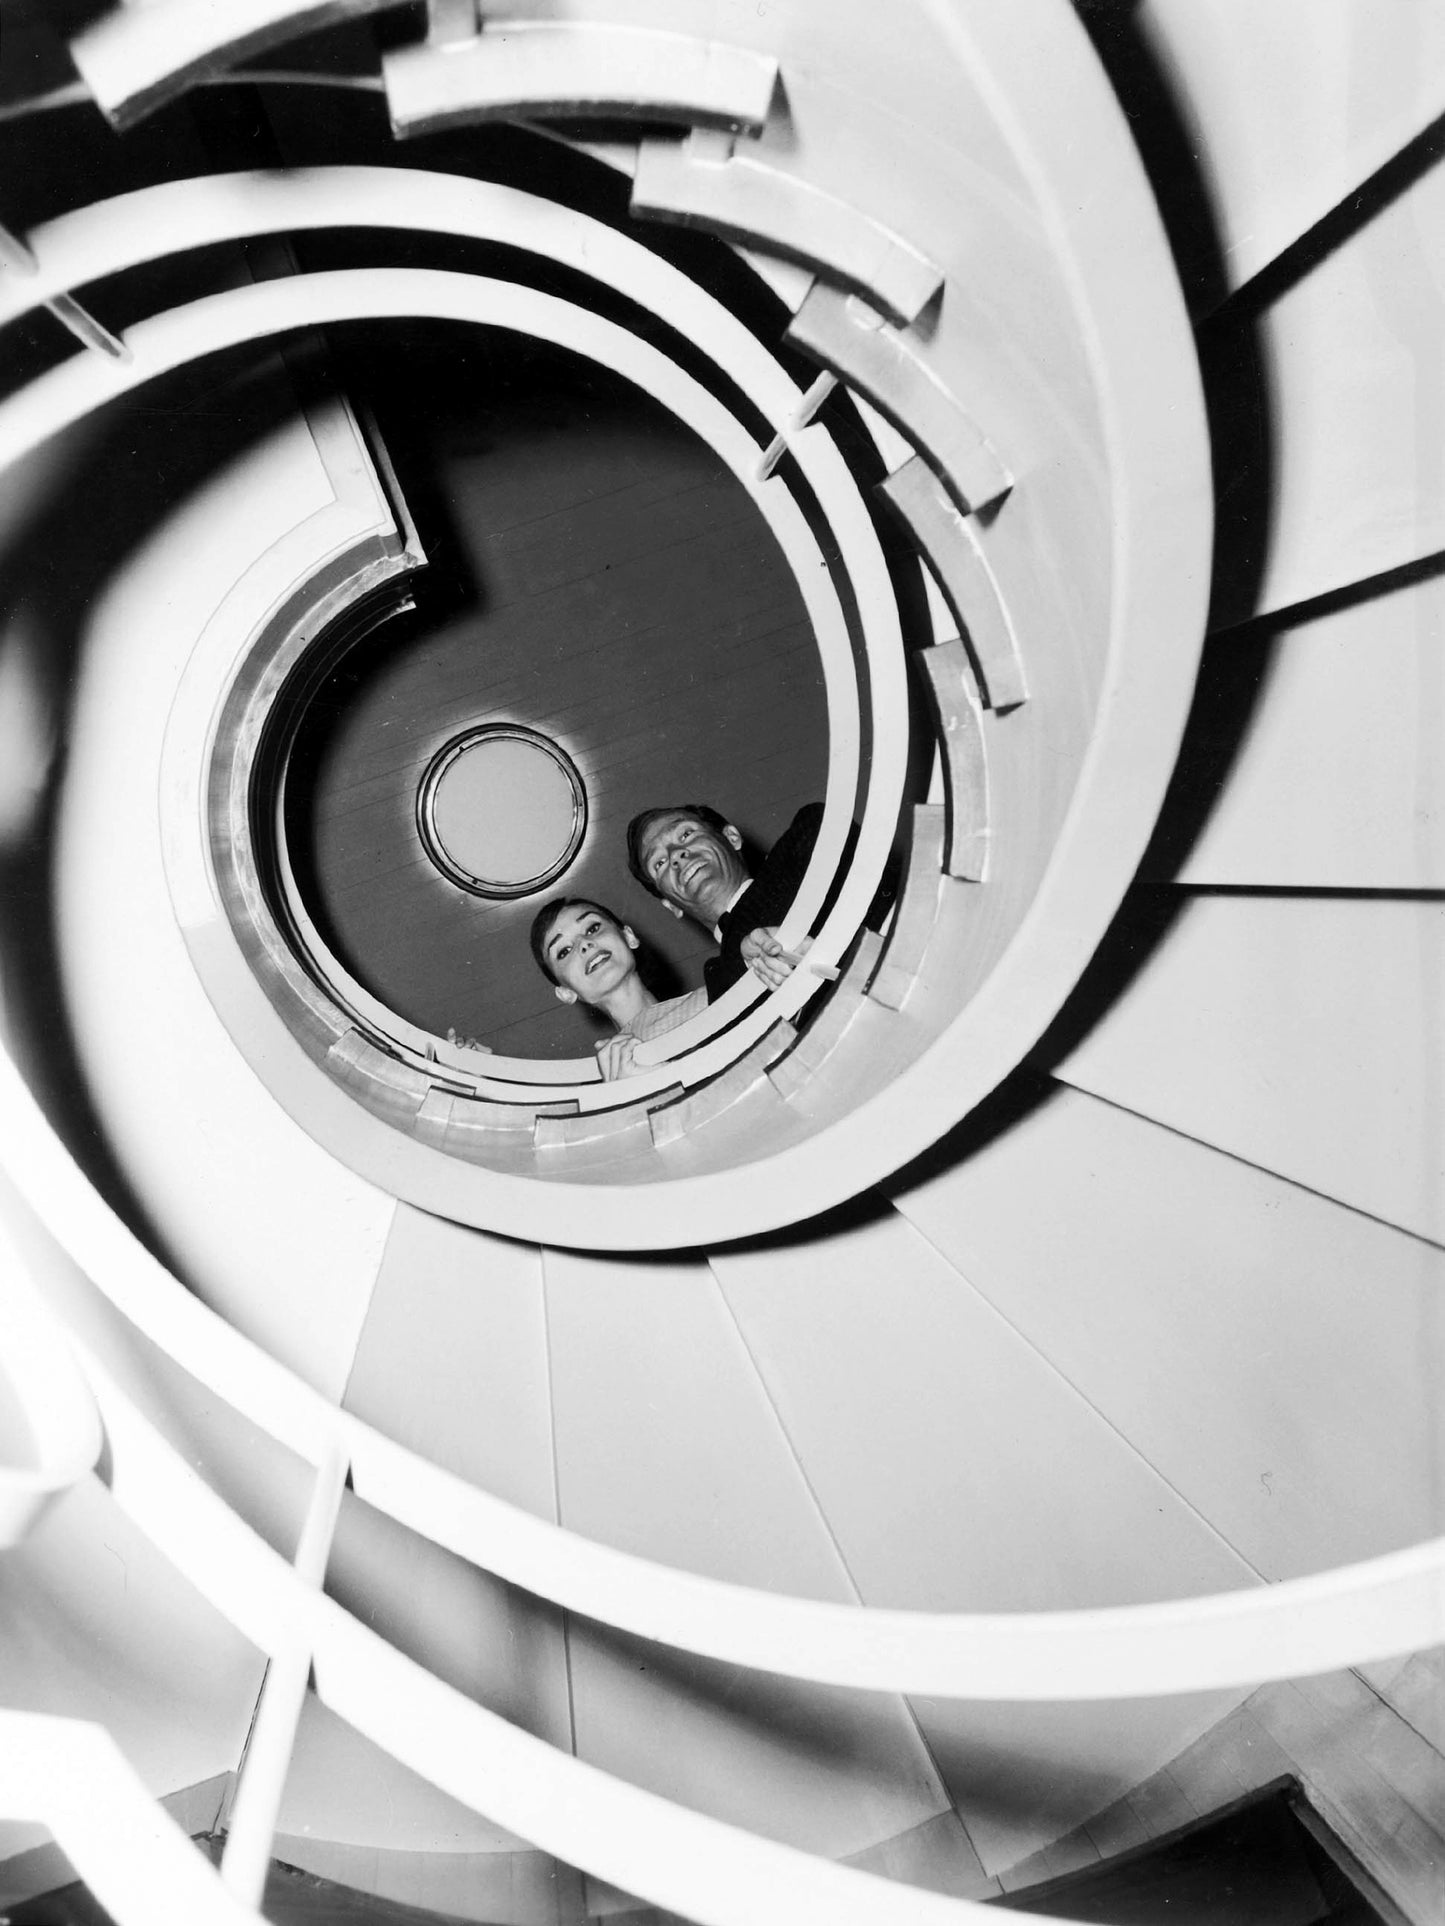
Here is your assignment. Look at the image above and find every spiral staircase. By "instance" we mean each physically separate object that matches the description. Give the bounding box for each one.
[0,3,1442,1923]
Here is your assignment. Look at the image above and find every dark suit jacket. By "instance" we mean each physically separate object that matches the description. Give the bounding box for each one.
[703,803,825,1003]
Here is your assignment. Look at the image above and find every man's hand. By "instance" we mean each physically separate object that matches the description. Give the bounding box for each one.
[740,926,798,990]
[594,1035,641,1081]
[739,930,841,989]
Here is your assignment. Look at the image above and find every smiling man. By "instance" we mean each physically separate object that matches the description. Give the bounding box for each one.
[625,801,825,1001]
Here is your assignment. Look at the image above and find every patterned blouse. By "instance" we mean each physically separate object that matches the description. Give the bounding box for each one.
[617,986,709,1044]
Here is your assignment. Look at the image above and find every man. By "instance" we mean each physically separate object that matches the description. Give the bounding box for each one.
[625,801,824,1002]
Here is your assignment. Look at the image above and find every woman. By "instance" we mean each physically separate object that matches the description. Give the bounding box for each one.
[529,897,707,1080]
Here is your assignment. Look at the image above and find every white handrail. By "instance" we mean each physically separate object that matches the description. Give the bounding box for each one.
[384,23,779,138]
[81,1344,1086,1926]
[4,1049,1443,1704]
[70,0,399,127]
[0,1210,103,1548]
[218,1439,349,1906]
[632,138,945,330]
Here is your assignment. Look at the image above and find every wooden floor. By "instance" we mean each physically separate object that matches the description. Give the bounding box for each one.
[292,333,830,1058]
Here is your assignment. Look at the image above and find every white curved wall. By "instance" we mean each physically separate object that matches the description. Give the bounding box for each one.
[53,367,397,1398]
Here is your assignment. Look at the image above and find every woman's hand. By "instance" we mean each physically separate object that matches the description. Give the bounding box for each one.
[740,926,799,990]
[594,1034,641,1081]
[446,1027,493,1053]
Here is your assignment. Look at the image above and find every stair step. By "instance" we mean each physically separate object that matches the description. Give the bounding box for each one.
[787,278,1011,514]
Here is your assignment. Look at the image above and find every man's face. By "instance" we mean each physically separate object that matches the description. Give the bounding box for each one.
[543,905,638,1005]
[637,811,749,923]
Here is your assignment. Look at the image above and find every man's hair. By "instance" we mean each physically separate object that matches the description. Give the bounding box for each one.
[529,897,622,983]
[625,803,733,897]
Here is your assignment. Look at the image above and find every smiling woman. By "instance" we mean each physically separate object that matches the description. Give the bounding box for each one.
[529,897,709,1078]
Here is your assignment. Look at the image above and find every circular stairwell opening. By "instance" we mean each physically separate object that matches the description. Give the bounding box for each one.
[273,327,833,1062]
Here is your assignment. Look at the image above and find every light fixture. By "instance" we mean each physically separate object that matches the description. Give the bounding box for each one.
[416,724,587,899]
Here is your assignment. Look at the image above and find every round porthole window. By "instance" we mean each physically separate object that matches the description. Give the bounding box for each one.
[416,725,587,898]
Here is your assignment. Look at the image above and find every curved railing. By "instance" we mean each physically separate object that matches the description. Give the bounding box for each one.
[7,1053,1442,1706]
[4,1051,1443,1925]
[383,22,782,138]
[69,0,401,128]
[0,1214,103,1549]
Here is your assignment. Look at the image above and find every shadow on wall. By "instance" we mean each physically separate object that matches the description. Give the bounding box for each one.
[991,0,1274,1078]
[1039,0,1445,1092]
[0,351,339,1269]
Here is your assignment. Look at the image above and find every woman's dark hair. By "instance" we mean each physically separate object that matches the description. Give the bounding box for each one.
[529,897,624,983]
[625,803,733,895]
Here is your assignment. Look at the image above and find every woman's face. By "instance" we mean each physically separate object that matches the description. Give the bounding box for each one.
[542,904,639,1005]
